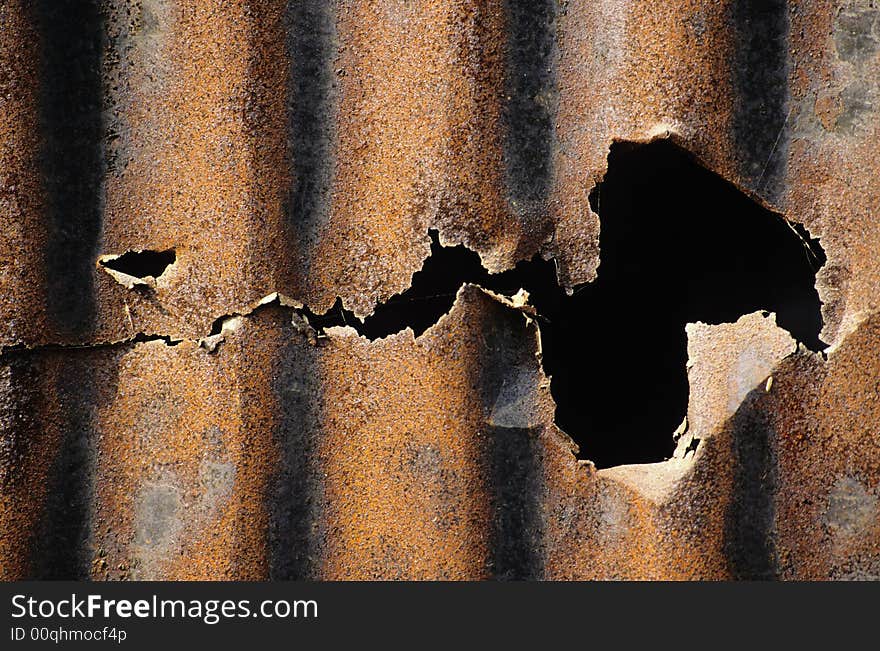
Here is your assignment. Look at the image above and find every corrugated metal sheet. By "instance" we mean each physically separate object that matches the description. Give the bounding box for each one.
[1,0,878,579]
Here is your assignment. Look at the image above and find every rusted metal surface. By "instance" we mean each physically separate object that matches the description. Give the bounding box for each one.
[3,290,878,579]
[1,0,879,580]
[1,0,877,347]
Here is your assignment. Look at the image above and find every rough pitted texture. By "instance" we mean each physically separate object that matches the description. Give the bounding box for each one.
[1,0,878,580]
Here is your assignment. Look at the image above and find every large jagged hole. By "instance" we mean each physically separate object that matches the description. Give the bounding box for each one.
[579,140,825,466]
[100,249,176,280]
[310,140,825,468]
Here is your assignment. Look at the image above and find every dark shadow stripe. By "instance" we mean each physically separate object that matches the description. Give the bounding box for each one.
[268,333,325,580]
[731,0,790,201]
[724,390,779,580]
[502,0,557,211]
[285,0,338,255]
[479,308,545,580]
[487,425,544,580]
[32,0,104,336]
[32,356,98,579]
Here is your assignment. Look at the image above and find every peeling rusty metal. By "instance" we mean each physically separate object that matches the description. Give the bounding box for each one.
[1,0,879,580]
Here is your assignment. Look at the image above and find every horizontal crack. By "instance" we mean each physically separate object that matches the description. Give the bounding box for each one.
[0,332,183,358]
